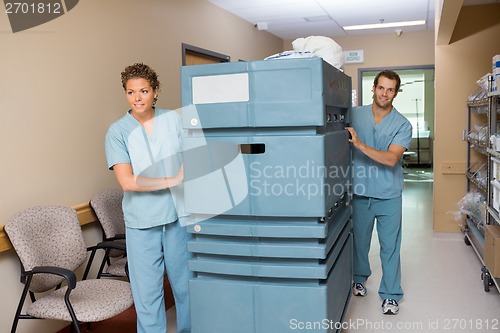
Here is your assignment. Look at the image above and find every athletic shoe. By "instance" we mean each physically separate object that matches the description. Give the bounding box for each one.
[352,282,367,297]
[381,299,399,315]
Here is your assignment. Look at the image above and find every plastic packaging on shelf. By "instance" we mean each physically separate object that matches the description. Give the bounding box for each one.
[477,73,491,91]
[474,166,488,188]
[490,135,500,151]
[467,86,488,102]
[450,191,486,227]
[467,124,489,145]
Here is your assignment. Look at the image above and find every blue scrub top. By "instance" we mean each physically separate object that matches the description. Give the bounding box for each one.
[105,108,186,229]
[351,105,412,199]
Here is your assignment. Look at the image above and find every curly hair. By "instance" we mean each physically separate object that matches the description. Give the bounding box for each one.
[121,63,161,92]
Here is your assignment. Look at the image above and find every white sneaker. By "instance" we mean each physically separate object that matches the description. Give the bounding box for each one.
[352,283,367,297]
[381,299,399,315]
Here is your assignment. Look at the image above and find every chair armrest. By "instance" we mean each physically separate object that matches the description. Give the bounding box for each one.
[87,240,126,252]
[83,241,127,280]
[30,266,77,289]
[104,234,125,242]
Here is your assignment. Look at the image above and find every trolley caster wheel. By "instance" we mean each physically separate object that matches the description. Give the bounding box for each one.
[464,236,471,246]
[481,267,492,292]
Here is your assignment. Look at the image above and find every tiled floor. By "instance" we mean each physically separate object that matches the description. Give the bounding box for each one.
[342,178,500,333]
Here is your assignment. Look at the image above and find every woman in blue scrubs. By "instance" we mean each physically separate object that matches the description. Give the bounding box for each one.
[345,70,412,315]
[105,63,192,332]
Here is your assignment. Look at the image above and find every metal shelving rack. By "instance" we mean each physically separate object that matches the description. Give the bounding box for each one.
[464,88,500,293]
[484,91,500,292]
[465,89,489,193]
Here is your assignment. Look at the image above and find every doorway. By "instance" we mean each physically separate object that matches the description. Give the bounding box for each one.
[359,66,435,182]
[181,43,230,66]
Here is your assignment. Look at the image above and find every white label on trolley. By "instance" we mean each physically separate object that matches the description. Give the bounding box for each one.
[192,73,249,104]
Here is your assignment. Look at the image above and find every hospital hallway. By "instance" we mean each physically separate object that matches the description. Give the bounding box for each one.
[60,171,500,333]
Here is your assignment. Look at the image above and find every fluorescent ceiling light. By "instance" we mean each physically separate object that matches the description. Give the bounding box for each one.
[343,20,425,31]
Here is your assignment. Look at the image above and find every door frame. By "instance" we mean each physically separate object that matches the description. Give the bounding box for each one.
[181,43,230,66]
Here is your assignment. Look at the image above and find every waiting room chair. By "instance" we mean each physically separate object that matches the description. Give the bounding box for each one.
[4,205,134,333]
[89,188,128,279]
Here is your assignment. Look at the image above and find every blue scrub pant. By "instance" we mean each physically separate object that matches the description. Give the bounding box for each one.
[126,222,193,333]
[352,195,404,301]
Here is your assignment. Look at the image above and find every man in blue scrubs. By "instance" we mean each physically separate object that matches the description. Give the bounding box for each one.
[345,70,412,315]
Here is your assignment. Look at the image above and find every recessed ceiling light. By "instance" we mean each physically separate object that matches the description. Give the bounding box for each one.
[343,20,426,31]
[304,15,331,22]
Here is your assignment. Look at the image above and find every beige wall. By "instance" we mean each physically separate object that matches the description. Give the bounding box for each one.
[0,1,282,332]
[434,4,500,232]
